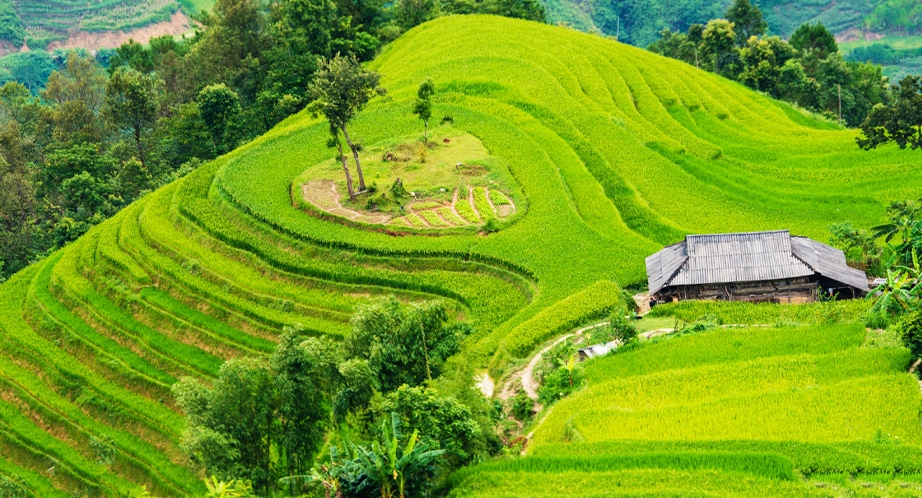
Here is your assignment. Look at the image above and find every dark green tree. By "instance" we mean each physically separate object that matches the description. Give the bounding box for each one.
[173,358,276,494]
[372,385,480,463]
[271,330,340,476]
[413,78,435,143]
[790,22,838,60]
[0,123,34,276]
[901,308,922,359]
[308,54,386,193]
[346,296,471,393]
[198,84,241,154]
[393,0,440,31]
[104,67,162,170]
[858,75,922,151]
[725,0,766,45]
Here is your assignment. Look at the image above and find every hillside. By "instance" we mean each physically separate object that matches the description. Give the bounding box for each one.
[545,0,918,48]
[0,0,212,53]
[452,323,922,496]
[0,14,920,495]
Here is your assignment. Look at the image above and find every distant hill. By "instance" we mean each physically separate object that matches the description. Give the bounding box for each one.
[0,0,213,55]
[544,0,917,48]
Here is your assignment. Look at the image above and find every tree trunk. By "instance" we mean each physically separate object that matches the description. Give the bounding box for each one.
[134,126,146,171]
[341,126,365,192]
[337,141,356,200]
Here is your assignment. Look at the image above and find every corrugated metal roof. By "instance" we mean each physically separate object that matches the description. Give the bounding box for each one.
[646,230,868,294]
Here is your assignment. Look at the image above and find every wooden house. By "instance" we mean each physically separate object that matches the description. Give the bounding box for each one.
[646,230,869,304]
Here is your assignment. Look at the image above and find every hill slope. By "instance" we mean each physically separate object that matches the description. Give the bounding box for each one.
[0,0,211,51]
[452,324,922,496]
[0,15,919,495]
[545,0,909,47]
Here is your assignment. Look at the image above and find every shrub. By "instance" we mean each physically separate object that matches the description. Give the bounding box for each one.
[900,309,922,359]
[511,391,533,422]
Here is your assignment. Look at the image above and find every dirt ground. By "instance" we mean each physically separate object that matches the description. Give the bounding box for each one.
[47,11,192,51]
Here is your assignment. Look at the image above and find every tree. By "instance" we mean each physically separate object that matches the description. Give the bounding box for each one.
[346,296,470,393]
[308,54,386,193]
[198,84,241,155]
[104,67,162,170]
[725,0,766,46]
[326,123,356,200]
[173,358,275,493]
[700,19,738,75]
[372,385,480,463]
[413,79,434,143]
[42,53,109,143]
[0,123,34,276]
[271,330,339,476]
[393,0,440,31]
[790,23,838,60]
[858,75,922,150]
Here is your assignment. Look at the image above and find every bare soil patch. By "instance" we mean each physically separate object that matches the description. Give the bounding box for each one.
[47,11,192,51]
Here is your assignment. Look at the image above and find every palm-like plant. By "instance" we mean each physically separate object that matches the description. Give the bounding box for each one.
[203,476,253,498]
[558,354,578,387]
[868,250,922,317]
[350,413,445,498]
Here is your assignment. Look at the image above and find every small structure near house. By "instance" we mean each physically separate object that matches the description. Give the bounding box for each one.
[577,341,619,362]
[646,230,869,304]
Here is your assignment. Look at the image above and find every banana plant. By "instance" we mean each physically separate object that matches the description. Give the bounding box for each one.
[558,354,579,387]
[349,413,445,498]
[203,476,253,498]
[868,250,922,317]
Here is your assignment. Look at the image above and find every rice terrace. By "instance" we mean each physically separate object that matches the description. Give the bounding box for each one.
[5,7,922,498]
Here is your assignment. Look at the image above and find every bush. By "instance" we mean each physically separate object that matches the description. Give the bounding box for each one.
[900,309,922,359]
[537,364,583,406]
[511,391,533,422]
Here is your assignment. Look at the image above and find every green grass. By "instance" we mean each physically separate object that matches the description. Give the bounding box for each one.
[2,15,922,495]
[454,324,922,495]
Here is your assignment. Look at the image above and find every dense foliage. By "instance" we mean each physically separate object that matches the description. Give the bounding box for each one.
[544,0,922,48]
[649,4,890,127]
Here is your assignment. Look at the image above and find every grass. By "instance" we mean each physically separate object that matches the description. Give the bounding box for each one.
[453,323,922,496]
[1,14,922,495]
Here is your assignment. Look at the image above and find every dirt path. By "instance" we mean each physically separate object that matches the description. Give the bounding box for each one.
[302,181,390,224]
[476,373,495,397]
[500,322,610,401]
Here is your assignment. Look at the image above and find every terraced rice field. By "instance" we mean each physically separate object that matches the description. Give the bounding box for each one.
[452,324,922,496]
[1,14,922,495]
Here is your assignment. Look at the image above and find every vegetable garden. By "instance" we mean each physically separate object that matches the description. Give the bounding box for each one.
[1,15,922,495]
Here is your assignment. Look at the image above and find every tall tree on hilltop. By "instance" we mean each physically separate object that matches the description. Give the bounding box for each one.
[104,67,162,170]
[308,54,386,194]
[413,79,435,143]
[725,0,766,46]
[701,19,738,75]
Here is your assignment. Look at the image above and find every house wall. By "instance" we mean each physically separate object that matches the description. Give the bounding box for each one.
[657,277,818,304]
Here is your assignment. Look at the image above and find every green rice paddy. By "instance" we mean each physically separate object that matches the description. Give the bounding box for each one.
[0,15,921,495]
